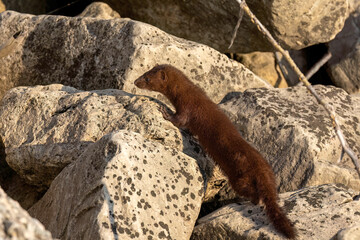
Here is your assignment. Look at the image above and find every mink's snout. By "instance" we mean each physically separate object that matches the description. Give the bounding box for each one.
[134,77,144,88]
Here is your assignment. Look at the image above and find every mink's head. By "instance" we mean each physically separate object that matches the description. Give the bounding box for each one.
[134,65,169,93]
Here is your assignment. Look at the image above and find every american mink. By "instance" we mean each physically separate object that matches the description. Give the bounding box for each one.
[134,64,296,239]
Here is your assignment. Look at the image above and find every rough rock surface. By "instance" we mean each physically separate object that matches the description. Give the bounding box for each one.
[0,84,183,187]
[220,85,360,192]
[29,130,204,240]
[191,184,360,240]
[0,0,5,13]
[235,51,288,88]
[0,187,52,240]
[328,4,360,94]
[333,224,360,240]
[104,0,348,52]
[0,10,269,102]
[78,2,121,19]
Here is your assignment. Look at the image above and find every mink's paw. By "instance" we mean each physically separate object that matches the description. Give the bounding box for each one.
[159,105,172,121]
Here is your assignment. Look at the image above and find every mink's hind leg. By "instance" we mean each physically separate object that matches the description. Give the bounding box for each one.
[230,176,260,205]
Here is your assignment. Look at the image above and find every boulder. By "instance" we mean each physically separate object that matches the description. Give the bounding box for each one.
[0,186,52,240]
[0,10,269,102]
[104,0,348,52]
[78,2,121,19]
[220,85,360,192]
[0,84,182,187]
[234,51,288,88]
[29,130,204,240]
[333,224,360,240]
[191,184,360,240]
[328,4,360,94]
[0,0,5,13]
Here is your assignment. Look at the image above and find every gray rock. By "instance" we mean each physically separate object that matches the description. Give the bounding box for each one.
[191,184,360,240]
[0,84,182,187]
[220,85,360,192]
[333,224,360,240]
[29,130,204,240]
[0,186,52,240]
[104,0,348,52]
[328,4,360,94]
[78,2,120,19]
[0,10,269,102]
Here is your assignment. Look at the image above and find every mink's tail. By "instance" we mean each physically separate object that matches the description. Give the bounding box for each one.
[262,195,296,239]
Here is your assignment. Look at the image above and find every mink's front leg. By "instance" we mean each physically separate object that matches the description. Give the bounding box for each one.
[159,105,188,128]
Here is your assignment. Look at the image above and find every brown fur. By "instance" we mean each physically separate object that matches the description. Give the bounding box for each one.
[135,64,296,239]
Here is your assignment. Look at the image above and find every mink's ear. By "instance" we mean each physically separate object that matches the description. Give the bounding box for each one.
[160,70,167,81]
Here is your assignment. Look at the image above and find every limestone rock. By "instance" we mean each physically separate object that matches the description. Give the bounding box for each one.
[0,10,269,102]
[29,130,204,240]
[333,224,360,240]
[0,84,183,187]
[235,51,288,88]
[0,186,52,240]
[328,5,360,94]
[191,184,360,240]
[104,0,347,52]
[220,85,360,192]
[0,1,5,13]
[78,2,120,19]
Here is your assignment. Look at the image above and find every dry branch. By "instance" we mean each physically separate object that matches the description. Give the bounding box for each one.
[231,0,360,178]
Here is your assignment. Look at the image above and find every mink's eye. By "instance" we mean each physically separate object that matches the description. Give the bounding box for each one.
[145,77,150,82]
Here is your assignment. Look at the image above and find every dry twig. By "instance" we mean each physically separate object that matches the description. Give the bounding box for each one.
[231,0,360,178]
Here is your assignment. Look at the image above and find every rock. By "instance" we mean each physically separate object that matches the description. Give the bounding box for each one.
[0,84,184,187]
[104,0,348,53]
[0,10,269,102]
[328,4,360,94]
[29,130,204,240]
[0,153,44,209]
[0,1,5,13]
[234,51,288,88]
[0,186,53,240]
[333,224,360,240]
[78,2,121,19]
[191,184,360,240]
[220,85,360,192]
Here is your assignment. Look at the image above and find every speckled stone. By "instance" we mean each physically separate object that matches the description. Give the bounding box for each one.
[220,85,360,192]
[328,4,360,94]
[29,130,204,240]
[78,2,121,19]
[103,0,347,52]
[0,10,269,102]
[191,184,360,240]
[0,84,181,187]
[0,187,52,240]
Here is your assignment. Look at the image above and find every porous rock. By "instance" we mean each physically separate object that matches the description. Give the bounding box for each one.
[191,184,360,240]
[104,0,347,52]
[333,224,360,240]
[29,130,204,240]
[0,186,52,240]
[0,10,269,102]
[328,4,360,94]
[220,85,360,192]
[0,84,183,187]
[78,2,121,19]
[0,1,5,13]
[235,51,288,88]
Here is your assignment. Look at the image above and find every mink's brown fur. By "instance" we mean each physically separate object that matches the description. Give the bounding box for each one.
[135,64,296,239]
